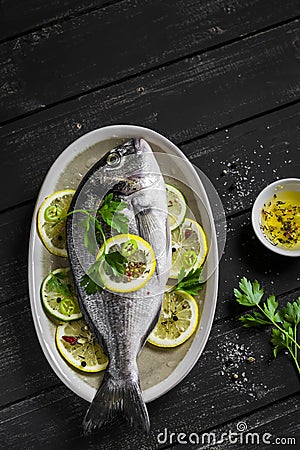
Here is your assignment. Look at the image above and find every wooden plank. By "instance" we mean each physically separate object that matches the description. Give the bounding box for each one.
[0,4,299,122]
[170,394,300,449]
[1,0,298,43]
[1,24,300,213]
[0,204,33,306]
[0,313,299,448]
[183,104,300,217]
[0,1,114,41]
[0,296,59,407]
[216,211,300,321]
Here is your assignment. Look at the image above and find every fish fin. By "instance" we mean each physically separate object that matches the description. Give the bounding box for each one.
[136,209,159,277]
[122,378,150,433]
[136,208,170,279]
[83,372,150,436]
[136,208,157,241]
[136,208,171,252]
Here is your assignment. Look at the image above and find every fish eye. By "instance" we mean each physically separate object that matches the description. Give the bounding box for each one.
[106,152,121,167]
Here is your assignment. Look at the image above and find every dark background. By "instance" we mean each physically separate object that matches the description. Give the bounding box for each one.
[0,1,299,448]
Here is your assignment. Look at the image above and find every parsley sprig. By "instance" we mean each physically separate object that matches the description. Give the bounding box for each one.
[54,194,129,295]
[48,271,72,298]
[171,267,204,296]
[234,277,300,375]
[98,193,128,234]
[80,260,103,295]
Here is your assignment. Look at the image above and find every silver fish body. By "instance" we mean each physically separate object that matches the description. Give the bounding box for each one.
[66,138,171,434]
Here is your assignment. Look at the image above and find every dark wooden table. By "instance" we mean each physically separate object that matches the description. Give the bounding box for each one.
[0,1,300,448]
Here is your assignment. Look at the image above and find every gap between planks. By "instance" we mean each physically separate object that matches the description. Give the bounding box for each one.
[1,15,299,128]
[0,0,126,45]
[163,392,300,450]
[0,97,299,216]
[178,98,300,150]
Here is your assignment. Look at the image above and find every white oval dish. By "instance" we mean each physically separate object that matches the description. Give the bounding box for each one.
[252,178,300,257]
[28,125,219,403]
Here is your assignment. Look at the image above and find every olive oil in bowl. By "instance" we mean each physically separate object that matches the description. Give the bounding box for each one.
[261,190,300,250]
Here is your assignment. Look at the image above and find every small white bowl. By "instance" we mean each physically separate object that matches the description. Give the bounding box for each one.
[252,178,300,257]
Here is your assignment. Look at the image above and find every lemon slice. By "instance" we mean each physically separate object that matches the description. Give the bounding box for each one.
[37,189,75,257]
[56,320,108,373]
[170,218,208,279]
[41,268,82,321]
[148,289,199,347]
[166,184,187,231]
[97,234,156,293]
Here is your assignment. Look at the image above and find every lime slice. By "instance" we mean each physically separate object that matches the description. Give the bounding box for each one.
[56,320,108,373]
[41,268,82,321]
[166,184,187,231]
[97,234,156,293]
[37,189,75,257]
[170,218,208,279]
[148,289,199,347]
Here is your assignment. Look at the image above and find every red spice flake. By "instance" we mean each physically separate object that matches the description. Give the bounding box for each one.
[62,336,77,345]
[185,229,192,239]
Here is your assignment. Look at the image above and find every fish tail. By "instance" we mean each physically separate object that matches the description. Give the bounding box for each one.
[83,372,150,435]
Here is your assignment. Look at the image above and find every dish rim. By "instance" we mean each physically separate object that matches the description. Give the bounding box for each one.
[28,124,219,403]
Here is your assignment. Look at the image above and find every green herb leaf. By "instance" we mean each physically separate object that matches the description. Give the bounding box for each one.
[98,194,128,233]
[280,298,300,326]
[234,277,264,306]
[111,213,129,234]
[239,311,271,327]
[177,267,186,284]
[104,251,128,276]
[80,260,103,295]
[173,267,204,296]
[263,295,281,322]
[78,216,98,255]
[270,328,287,357]
[48,273,71,298]
[281,320,294,337]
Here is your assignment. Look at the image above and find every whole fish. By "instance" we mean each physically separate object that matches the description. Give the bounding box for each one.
[66,138,171,434]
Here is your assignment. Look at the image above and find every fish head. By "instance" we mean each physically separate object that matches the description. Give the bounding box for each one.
[103,138,161,196]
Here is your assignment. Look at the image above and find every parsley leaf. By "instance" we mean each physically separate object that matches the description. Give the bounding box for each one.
[98,193,128,234]
[80,251,128,295]
[80,260,103,295]
[177,267,186,284]
[263,295,281,322]
[239,311,271,327]
[280,298,300,326]
[78,216,98,255]
[234,277,264,306]
[172,267,204,296]
[104,251,128,276]
[111,213,129,234]
[48,272,71,298]
[270,328,287,357]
